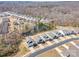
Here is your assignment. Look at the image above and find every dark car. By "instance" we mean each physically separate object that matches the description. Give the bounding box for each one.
[27,40,37,47]
[62,30,71,36]
[71,31,77,35]
[53,36,59,39]
[37,37,45,44]
[43,34,53,41]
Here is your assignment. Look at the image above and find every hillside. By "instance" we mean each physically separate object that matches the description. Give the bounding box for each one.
[0,1,79,26]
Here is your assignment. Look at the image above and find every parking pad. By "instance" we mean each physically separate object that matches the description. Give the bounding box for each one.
[70,35,77,38]
[53,39,59,43]
[46,41,52,45]
[42,42,48,47]
[59,37,65,41]
[33,45,40,50]
[64,36,71,39]
[29,47,35,53]
[38,44,44,49]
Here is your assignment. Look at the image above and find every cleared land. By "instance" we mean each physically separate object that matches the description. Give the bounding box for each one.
[37,49,61,57]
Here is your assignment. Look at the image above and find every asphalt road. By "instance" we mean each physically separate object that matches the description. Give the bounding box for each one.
[27,37,79,57]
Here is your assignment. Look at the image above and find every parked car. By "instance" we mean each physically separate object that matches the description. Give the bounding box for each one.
[70,30,77,35]
[62,30,71,36]
[36,37,45,44]
[55,32,64,37]
[53,35,59,39]
[48,32,59,39]
[27,37,37,47]
[42,34,52,41]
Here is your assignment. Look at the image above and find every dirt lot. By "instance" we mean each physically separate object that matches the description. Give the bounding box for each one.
[37,49,61,57]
